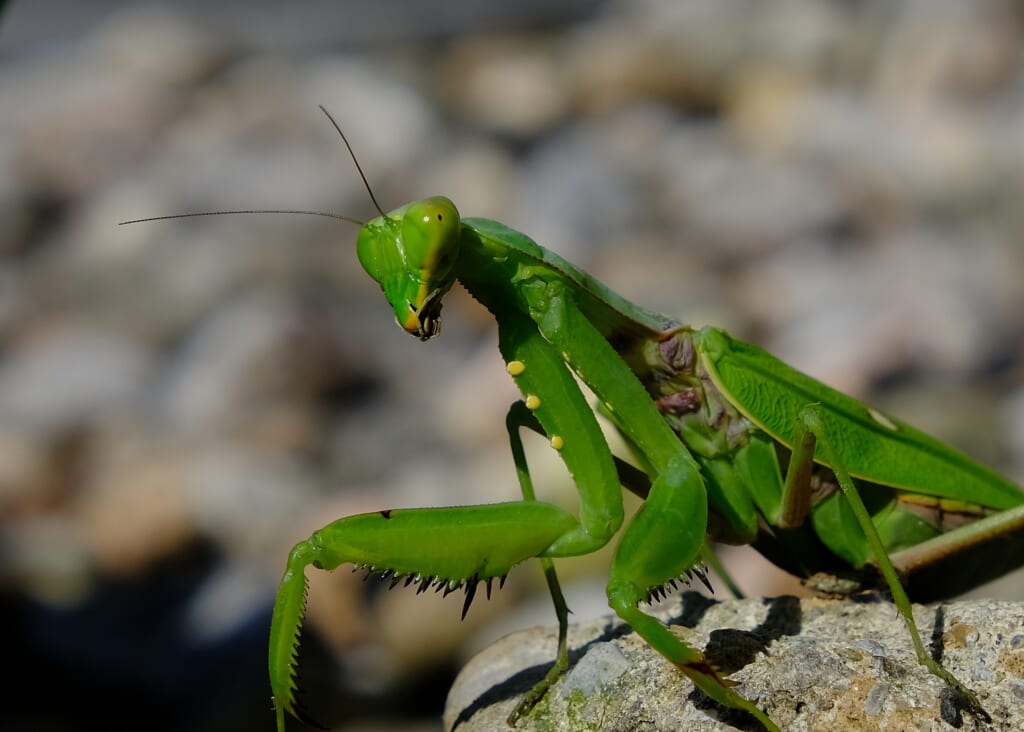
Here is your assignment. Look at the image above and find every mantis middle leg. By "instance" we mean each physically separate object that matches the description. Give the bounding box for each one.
[504,400,572,725]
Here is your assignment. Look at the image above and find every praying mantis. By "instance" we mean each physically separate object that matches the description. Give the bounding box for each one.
[125,109,1024,732]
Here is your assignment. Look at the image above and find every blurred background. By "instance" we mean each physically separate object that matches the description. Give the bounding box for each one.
[2,1,1024,730]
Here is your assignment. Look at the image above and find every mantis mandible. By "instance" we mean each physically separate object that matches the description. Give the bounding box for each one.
[124,108,1024,732]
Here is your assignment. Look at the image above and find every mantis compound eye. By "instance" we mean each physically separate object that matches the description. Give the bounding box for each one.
[400,196,461,279]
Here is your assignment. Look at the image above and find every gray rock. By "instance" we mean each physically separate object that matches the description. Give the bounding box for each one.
[445,593,1024,731]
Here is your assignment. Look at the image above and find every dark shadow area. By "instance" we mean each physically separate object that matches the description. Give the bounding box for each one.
[928,605,981,728]
[896,512,1024,603]
[0,536,457,732]
[702,594,801,674]
[930,605,947,662]
[939,685,965,730]
[665,589,720,629]
[0,540,276,732]
[685,595,802,730]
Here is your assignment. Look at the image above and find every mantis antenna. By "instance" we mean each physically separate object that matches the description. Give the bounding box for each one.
[317,104,386,218]
[119,105,383,226]
[118,210,364,226]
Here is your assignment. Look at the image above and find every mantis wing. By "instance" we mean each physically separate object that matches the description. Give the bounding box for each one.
[695,327,1023,511]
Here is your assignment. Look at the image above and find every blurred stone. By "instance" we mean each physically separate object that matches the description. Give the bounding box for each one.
[5,513,94,604]
[1005,386,1024,485]
[154,289,330,433]
[0,323,151,433]
[76,443,195,578]
[657,126,847,258]
[0,427,48,509]
[733,228,1019,395]
[185,441,325,559]
[567,1,737,113]
[86,5,225,86]
[441,36,569,137]
[423,141,520,223]
[511,123,639,264]
[298,58,440,201]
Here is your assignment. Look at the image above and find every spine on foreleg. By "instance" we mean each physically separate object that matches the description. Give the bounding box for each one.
[269,541,321,726]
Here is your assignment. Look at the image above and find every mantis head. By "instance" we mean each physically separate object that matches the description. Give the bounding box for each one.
[357,196,462,340]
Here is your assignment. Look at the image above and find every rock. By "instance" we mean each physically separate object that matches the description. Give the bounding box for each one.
[445,593,1024,731]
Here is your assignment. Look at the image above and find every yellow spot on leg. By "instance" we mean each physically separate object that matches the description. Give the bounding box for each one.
[525,395,541,410]
[506,360,526,376]
[549,435,564,450]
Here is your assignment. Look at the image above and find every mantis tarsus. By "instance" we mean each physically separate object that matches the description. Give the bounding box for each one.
[125,108,1024,732]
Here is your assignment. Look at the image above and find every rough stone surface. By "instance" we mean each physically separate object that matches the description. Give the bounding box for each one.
[445,593,1024,732]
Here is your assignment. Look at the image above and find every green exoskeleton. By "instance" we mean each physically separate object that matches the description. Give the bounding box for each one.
[125,110,1024,732]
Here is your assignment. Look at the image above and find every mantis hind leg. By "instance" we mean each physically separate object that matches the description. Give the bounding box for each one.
[606,453,782,732]
[794,405,991,723]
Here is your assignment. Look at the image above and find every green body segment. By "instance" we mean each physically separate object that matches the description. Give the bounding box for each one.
[268,194,1023,732]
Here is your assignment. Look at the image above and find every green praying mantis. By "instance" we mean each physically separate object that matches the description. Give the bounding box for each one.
[124,108,1024,732]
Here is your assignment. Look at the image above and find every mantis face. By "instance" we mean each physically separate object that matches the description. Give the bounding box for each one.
[356,196,461,340]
